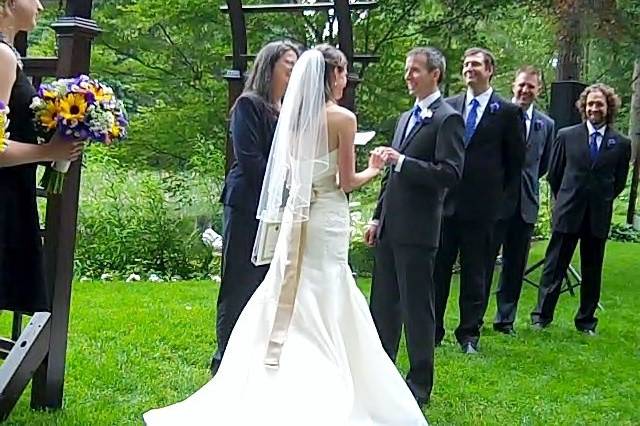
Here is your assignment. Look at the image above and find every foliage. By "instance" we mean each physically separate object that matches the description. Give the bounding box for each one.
[609,222,640,243]
[74,147,222,280]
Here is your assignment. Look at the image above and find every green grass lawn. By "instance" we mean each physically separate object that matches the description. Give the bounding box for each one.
[2,241,639,425]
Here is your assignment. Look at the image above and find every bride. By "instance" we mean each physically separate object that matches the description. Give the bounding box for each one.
[143,44,428,425]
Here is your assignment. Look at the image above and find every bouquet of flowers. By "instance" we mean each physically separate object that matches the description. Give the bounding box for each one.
[30,74,128,193]
[0,100,9,153]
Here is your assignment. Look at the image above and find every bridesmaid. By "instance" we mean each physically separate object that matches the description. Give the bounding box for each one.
[0,0,84,313]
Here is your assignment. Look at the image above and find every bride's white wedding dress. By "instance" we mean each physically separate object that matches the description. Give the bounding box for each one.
[144,150,428,425]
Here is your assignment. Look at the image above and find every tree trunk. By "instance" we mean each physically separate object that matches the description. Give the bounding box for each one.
[626,59,640,225]
[555,0,582,81]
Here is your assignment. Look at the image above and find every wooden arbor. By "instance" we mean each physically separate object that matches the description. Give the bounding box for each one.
[221,0,379,169]
[0,1,99,420]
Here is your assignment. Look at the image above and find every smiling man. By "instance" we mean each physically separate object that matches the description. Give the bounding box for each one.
[365,46,464,406]
[434,47,525,354]
[484,66,555,335]
[530,83,631,335]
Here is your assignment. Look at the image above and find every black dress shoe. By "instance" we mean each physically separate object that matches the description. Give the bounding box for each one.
[493,325,516,336]
[531,322,546,331]
[461,342,478,354]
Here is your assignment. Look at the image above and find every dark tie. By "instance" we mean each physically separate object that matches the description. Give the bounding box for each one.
[405,105,422,139]
[521,110,528,142]
[589,132,600,163]
[463,98,480,146]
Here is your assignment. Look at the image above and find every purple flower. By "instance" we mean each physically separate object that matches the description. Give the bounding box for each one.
[489,102,500,113]
[607,138,616,148]
[534,119,544,131]
[0,100,5,109]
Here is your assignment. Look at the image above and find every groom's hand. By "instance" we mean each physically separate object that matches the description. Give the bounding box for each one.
[380,147,401,165]
[364,223,378,247]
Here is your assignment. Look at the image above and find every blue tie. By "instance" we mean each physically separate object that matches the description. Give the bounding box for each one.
[589,132,600,163]
[464,98,480,146]
[406,105,422,138]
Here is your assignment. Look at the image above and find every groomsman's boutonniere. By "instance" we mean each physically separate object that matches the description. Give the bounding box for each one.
[534,119,544,131]
[489,101,500,114]
[420,108,434,124]
[607,137,617,148]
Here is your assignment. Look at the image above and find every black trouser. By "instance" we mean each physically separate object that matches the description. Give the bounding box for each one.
[531,218,606,331]
[370,234,436,402]
[211,205,268,373]
[485,214,535,329]
[434,217,494,347]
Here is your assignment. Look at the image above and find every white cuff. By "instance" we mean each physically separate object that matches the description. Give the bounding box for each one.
[394,154,406,172]
[368,219,380,226]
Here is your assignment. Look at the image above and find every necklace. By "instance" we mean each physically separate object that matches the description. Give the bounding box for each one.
[0,32,23,68]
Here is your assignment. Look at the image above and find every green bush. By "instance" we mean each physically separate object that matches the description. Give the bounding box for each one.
[74,147,222,280]
[609,223,640,243]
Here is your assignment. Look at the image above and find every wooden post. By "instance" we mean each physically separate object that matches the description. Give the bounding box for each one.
[30,1,100,410]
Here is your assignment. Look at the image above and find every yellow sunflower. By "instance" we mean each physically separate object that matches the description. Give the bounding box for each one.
[90,84,113,103]
[39,100,60,130]
[59,93,88,121]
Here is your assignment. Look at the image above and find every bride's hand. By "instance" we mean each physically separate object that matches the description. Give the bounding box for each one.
[368,148,385,170]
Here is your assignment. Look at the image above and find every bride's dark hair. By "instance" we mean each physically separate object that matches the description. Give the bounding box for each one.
[314,44,348,101]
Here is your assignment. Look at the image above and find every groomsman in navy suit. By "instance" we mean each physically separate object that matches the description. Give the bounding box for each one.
[434,47,525,353]
[484,66,555,334]
[531,84,631,334]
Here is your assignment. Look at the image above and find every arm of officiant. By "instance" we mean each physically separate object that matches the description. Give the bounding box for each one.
[380,114,465,189]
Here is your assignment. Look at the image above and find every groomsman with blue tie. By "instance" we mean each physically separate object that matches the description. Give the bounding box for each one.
[434,47,525,353]
[531,84,630,334]
[484,66,555,334]
[366,47,464,406]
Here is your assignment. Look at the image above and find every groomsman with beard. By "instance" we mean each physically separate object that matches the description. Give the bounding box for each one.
[366,47,465,407]
[484,66,555,334]
[530,83,630,334]
[434,47,525,353]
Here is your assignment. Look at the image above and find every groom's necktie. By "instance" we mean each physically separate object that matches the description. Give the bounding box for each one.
[520,110,528,143]
[404,105,422,139]
[463,98,480,146]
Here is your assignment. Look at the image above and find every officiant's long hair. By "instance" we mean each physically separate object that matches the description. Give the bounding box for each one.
[242,40,300,109]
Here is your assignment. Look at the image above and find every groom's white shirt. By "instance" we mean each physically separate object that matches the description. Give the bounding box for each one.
[395,89,442,172]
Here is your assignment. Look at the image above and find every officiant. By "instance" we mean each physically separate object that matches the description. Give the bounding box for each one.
[211,41,299,375]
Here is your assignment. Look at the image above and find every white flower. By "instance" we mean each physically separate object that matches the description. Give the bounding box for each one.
[126,273,141,283]
[202,227,223,252]
[211,275,221,283]
[149,273,163,282]
[421,108,434,119]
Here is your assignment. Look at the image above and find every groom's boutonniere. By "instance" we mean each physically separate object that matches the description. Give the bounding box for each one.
[489,102,500,114]
[533,119,544,131]
[420,108,434,124]
[607,137,617,148]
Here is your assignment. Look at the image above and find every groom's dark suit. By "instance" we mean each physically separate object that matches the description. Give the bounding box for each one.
[370,95,464,403]
[434,90,524,349]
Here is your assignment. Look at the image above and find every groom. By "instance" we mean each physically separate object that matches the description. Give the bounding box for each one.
[365,47,465,407]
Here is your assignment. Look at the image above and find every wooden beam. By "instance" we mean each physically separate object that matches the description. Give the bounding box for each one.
[29,8,100,411]
[220,1,377,14]
[0,313,51,421]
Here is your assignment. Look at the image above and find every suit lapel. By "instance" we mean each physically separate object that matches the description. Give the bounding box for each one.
[398,97,442,152]
[593,127,616,169]
[473,91,498,137]
[576,123,592,168]
[392,111,411,150]
[452,94,465,115]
